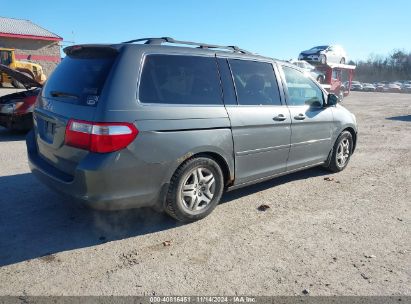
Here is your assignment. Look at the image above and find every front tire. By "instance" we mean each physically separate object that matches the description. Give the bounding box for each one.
[319,55,327,65]
[165,157,224,222]
[325,131,353,173]
[340,58,346,64]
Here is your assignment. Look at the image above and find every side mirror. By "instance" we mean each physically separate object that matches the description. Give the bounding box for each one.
[327,93,339,106]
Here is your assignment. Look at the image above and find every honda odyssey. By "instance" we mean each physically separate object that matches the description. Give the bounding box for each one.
[27,37,358,222]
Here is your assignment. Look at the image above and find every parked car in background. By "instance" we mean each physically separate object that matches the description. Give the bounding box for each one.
[375,82,386,92]
[391,82,403,89]
[362,83,376,92]
[0,64,41,131]
[289,60,326,83]
[298,45,347,65]
[385,83,402,93]
[400,81,411,93]
[401,83,411,93]
[350,81,363,91]
[26,37,358,222]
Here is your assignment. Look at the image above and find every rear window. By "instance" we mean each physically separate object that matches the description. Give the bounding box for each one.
[42,49,116,106]
[139,54,222,105]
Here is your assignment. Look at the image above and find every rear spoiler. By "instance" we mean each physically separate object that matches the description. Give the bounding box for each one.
[64,45,119,58]
[0,64,42,89]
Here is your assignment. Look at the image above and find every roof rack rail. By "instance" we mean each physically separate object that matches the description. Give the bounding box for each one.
[121,37,252,54]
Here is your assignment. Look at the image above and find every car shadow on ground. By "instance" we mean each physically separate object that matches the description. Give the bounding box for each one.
[386,115,411,122]
[0,167,329,267]
[0,173,179,267]
[0,127,28,142]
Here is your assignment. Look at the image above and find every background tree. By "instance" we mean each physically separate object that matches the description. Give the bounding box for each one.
[353,49,411,82]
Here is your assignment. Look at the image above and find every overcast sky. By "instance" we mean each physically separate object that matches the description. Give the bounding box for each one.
[3,0,411,61]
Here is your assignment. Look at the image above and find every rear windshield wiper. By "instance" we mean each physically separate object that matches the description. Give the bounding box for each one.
[50,91,79,99]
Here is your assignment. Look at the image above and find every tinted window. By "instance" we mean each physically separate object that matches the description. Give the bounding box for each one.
[282,66,324,107]
[229,60,281,106]
[139,55,222,105]
[310,46,328,50]
[43,52,116,106]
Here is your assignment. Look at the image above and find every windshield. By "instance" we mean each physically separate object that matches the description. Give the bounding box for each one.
[309,45,328,50]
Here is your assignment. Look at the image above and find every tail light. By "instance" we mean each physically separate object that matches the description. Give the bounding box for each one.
[65,119,138,153]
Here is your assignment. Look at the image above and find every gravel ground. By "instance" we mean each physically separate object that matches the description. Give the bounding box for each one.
[0,90,410,296]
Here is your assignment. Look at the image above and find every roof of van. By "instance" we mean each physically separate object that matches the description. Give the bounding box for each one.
[120,43,275,61]
[64,37,277,62]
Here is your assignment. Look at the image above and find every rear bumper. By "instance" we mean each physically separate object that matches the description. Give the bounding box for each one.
[26,131,167,210]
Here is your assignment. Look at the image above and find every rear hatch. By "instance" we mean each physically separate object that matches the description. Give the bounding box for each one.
[34,45,118,176]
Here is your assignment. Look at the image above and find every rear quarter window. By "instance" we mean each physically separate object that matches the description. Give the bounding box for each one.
[42,50,116,106]
[139,54,222,105]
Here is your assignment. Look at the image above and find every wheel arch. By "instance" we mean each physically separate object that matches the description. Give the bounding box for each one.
[187,152,234,187]
[324,126,357,169]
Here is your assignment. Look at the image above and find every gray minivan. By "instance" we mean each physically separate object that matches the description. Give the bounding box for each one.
[26,37,357,222]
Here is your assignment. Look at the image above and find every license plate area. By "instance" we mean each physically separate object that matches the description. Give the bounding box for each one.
[38,117,56,143]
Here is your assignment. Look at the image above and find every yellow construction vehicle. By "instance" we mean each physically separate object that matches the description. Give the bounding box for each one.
[0,47,47,88]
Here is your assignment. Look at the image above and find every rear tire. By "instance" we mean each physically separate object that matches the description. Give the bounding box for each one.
[325,131,353,173]
[165,157,224,222]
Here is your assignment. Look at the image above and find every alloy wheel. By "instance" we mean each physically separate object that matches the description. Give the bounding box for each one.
[336,138,350,167]
[180,167,215,213]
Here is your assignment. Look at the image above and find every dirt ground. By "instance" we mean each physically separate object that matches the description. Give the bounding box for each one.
[0,90,409,296]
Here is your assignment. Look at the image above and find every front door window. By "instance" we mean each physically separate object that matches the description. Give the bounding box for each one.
[282,66,324,107]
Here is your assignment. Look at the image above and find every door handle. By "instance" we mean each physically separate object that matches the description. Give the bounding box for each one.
[294,113,306,120]
[273,114,287,121]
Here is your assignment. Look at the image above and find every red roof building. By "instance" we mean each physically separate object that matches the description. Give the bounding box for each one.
[0,17,63,76]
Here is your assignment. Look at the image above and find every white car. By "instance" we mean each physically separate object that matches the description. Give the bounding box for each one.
[289,60,326,83]
[299,45,347,65]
